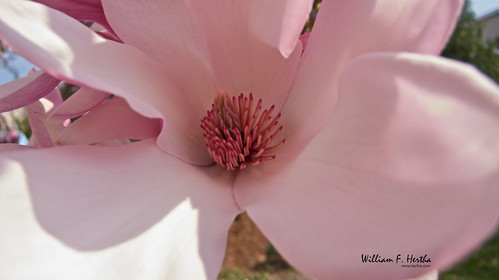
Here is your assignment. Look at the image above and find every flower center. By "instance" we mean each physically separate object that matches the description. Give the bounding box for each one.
[201,91,285,171]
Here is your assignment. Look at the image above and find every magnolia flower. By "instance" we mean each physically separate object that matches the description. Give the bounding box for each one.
[1,0,499,280]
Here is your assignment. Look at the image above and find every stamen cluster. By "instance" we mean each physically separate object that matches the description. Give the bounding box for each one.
[201,91,285,171]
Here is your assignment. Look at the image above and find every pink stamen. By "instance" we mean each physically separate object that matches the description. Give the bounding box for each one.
[201,91,285,171]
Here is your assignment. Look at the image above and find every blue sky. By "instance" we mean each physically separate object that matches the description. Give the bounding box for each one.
[471,0,499,18]
[1,1,499,84]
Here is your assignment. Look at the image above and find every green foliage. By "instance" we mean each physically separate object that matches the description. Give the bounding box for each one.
[442,0,499,83]
[218,268,311,280]
[440,232,499,280]
[218,268,271,280]
[302,0,322,33]
[265,244,280,258]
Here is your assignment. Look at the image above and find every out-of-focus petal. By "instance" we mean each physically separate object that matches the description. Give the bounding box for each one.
[235,53,499,280]
[185,0,302,111]
[0,70,60,113]
[280,0,463,148]
[248,0,313,58]
[33,0,116,36]
[101,0,216,110]
[56,97,161,145]
[0,140,240,280]
[0,0,212,165]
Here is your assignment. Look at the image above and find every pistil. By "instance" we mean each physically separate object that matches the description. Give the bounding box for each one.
[201,91,285,171]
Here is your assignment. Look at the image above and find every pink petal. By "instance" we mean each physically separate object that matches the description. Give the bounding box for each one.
[0,1,160,119]
[33,0,116,36]
[56,97,161,145]
[0,140,240,279]
[312,0,463,56]
[26,88,65,147]
[47,87,110,123]
[184,0,302,110]
[43,82,63,106]
[234,53,499,280]
[101,0,217,110]
[0,143,32,152]
[27,101,58,147]
[248,0,313,58]
[299,32,310,54]
[94,29,120,42]
[280,0,463,149]
[0,1,212,165]
[0,70,60,113]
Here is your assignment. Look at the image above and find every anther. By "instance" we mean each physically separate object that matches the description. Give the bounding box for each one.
[201,91,285,171]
